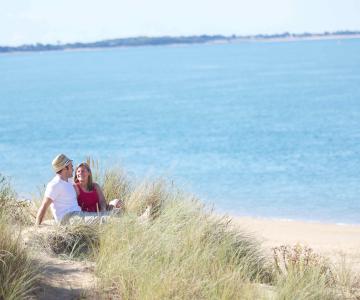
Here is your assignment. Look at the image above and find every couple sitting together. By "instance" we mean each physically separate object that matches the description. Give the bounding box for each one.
[36,154,123,225]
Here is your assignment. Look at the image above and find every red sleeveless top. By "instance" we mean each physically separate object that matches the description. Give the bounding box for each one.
[76,183,100,212]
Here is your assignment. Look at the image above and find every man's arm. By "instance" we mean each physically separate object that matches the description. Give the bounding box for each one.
[35,197,53,225]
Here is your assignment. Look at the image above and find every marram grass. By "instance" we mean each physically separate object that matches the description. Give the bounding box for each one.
[0,175,40,299]
[36,223,101,260]
[0,213,40,299]
[92,166,360,299]
[0,173,33,225]
[95,187,272,299]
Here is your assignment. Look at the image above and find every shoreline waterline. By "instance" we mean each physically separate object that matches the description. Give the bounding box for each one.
[227,213,360,227]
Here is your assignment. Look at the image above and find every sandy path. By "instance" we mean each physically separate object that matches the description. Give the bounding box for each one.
[31,255,96,299]
[21,225,98,299]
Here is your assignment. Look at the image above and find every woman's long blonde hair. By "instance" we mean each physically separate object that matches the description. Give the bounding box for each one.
[74,162,94,191]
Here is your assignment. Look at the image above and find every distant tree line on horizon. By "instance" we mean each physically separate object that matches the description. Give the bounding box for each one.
[1,31,359,53]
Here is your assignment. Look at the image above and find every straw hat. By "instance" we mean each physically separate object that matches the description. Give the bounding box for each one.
[52,154,72,173]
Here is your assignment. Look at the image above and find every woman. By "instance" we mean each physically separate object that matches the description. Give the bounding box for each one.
[73,162,123,212]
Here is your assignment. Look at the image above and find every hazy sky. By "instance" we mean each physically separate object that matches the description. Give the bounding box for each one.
[1,0,360,45]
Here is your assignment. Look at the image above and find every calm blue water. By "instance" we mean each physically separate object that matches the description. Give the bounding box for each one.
[1,39,360,223]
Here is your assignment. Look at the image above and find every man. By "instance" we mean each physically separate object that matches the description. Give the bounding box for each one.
[36,154,110,225]
[36,154,82,225]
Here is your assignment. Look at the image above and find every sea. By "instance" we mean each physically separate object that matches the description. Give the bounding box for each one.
[1,38,360,224]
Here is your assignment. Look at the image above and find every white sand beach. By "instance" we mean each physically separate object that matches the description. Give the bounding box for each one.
[232,216,360,268]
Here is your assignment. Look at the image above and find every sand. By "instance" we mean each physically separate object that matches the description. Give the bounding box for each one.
[232,216,360,268]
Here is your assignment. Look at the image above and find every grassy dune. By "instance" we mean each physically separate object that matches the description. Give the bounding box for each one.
[94,165,360,299]
[96,201,270,299]
[1,164,360,299]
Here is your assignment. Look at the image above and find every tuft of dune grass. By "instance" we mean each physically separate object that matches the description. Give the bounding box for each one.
[86,157,132,206]
[0,173,32,225]
[272,244,360,299]
[0,174,40,299]
[0,213,40,299]
[126,179,170,218]
[329,255,360,299]
[35,223,101,260]
[96,185,272,299]
[275,266,336,300]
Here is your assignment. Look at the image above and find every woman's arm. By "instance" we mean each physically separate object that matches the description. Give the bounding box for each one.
[94,183,107,212]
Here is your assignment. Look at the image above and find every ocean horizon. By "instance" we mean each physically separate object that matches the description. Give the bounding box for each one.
[1,38,360,224]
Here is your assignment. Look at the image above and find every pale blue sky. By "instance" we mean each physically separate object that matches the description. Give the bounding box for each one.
[1,0,360,46]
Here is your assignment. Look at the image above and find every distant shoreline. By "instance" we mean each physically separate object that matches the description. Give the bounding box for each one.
[1,31,360,54]
[244,33,360,43]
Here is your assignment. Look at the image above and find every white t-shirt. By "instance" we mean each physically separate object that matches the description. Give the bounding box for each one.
[44,175,81,223]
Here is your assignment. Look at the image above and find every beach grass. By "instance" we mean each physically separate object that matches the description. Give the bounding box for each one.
[91,166,360,299]
[36,223,100,260]
[2,165,360,299]
[86,157,132,206]
[275,266,335,300]
[95,178,272,299]
[0,174,40,299]
[0,173,33,225]
[330,255,360,299]
[0,214,40,300]
[271,244,333,299]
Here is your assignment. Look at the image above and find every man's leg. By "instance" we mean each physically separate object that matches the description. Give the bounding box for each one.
[61,211,112,225]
